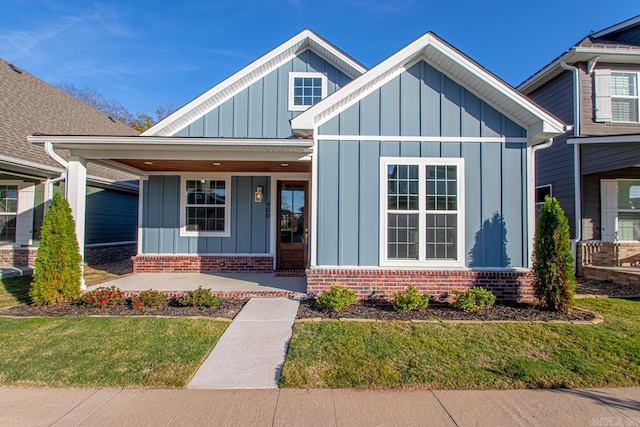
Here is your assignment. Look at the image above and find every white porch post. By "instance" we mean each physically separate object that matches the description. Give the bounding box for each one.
[66,156,87,289]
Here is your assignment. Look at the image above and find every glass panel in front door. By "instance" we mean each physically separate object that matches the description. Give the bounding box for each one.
[280,183,305,243]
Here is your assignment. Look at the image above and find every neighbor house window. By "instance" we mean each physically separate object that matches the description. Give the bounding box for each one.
[288,72,327,111]
[617,180,640,241]
[0,185,17,243]
[535,185,552,205]
[611,72,639,122]
[381,158,464,267]
[181,178,230,237]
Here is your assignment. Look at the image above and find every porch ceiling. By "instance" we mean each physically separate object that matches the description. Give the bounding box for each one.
[117,159,311,173]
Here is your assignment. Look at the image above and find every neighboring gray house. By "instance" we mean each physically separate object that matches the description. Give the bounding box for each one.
[519,15,640,269]
[31,30,565,301]
[0,58,139,274]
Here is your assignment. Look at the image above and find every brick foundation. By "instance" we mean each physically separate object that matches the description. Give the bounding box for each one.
[578,241,640,276]
[0,247,38,267]
[306,268,535,303]
[131,255,274,273]
[580,266,640,289]
[85,243,136,266]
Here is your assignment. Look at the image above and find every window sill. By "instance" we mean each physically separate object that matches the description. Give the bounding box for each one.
[379,260,465,268]
[179,229,231,238]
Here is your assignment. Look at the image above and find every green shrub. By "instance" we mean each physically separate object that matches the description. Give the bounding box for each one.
[79,286,123,309]
[179,287,219,308]
[452,287,496,312]
[132,289,167,308]
[29,192,81,305]
[532,196,575,313]
[392,285,430,312]
[316,285,357,312]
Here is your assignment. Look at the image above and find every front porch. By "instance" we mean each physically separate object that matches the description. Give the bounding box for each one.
[91,272,307,298]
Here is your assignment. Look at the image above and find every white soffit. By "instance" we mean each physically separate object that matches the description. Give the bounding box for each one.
[142,30,366,138]
[292,32,565,143]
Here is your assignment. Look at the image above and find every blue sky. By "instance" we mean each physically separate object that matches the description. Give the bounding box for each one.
[1,1,638,117]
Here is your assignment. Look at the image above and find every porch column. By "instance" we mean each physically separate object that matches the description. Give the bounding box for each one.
[66,156,87,289]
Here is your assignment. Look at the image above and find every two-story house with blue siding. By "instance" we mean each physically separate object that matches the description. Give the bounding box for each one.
[31,30,565,301]
[519,15,640,275]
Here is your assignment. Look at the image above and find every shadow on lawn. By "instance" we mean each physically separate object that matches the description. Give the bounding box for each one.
[1,276,32,306]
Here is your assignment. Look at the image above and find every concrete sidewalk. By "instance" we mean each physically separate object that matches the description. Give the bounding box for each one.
[188,297,299,389]
[0,387,638,426]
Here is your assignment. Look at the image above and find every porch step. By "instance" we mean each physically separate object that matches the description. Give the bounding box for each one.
[187,297,299,389]
[0,267,33,279]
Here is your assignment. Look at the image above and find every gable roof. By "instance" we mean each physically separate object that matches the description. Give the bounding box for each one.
[291,32,566,144]
[0,58,139,183]
[519,15,640,94]
[143,29,367,137]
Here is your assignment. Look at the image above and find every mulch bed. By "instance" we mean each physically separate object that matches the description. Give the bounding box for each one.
[297,299,595,322]
[1,297,248,318]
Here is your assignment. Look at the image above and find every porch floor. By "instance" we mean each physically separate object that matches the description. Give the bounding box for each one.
[91,272,307,297]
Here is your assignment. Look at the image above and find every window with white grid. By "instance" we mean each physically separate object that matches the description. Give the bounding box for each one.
[288,72,327,111]
[611,72,640,122]
[181,178,230,237]
[381,158,464,267]
[0,185,17,243]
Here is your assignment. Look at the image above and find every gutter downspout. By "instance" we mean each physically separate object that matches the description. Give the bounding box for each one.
[560,61,582,263]
[529,138,555,263]
[43,141,85,289]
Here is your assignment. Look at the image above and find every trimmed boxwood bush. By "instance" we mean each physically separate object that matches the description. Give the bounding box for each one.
[29,192,81,305]
[533,196,575,313]
[179,287,219,309]
[452,287,496,312]
[392,285,430,312]
[316,285,357,312]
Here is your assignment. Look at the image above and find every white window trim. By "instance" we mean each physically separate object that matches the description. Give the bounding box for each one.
[179,176,231,237]
[288,72,328,112]
[610,71,640,123]
[535,184,552,206]
[379,157,465,268]
[0,180,32,246]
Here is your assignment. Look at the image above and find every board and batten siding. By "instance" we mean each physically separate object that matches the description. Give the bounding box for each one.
[141,175,270,254]
[316,61,529,269]
[174,49,352,139]
[526,70,576,238]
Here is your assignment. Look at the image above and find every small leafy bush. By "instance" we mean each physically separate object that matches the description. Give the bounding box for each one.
[179,286,219,309]
[316,285,357,312]
[79,286,123,309]
[132,289,167,308]
[452,287,496,313]
[392,285,430,312]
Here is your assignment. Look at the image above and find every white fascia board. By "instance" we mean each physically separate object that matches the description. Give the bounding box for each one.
[568,135,640,145]
[28,135,314,148]
[293,32,565,138]
[142,30,365,137]
[592,15,640,38]
[517,49,577,93]
[0,155,63,176]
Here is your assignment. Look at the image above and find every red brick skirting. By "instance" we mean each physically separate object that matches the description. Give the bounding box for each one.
[306,268,535,303]
[131,255,274,273]
[0,248,38,267]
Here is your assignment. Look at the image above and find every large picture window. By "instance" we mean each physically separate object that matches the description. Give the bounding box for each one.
[381,158,464,267]
[181,178,230,237]
[0,184,17,243]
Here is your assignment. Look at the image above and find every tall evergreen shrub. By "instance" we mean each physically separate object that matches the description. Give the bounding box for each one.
[532,196,575,313]
[29,192,82,305]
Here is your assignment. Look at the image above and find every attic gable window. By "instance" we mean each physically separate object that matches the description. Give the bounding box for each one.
[611,72,639,122]
[288,72,327,111]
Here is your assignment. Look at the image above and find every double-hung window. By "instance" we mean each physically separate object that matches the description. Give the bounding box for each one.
[0,184,17,243]
[288,72,327,111]
[611,72,640,123]
[181,178,230,237]
[381,158,464,267]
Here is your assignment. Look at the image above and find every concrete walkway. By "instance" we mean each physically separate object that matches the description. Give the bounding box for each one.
[188,297,299,389]
[0,387,638,426]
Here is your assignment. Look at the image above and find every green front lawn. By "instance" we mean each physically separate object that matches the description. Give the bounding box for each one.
[281,298,640,389]
[0,316,227,387]
[0,276,31,310]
